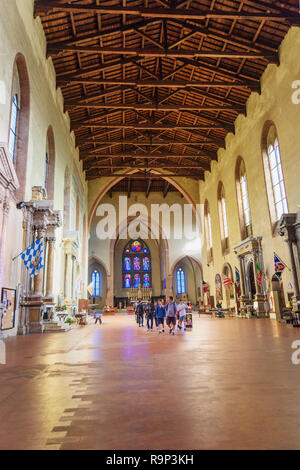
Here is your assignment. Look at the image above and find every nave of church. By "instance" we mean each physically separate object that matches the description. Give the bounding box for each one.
[0,0,300,451]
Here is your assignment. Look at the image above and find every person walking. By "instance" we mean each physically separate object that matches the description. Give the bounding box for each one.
[155,299,166,334]
[146,299,155,331]
[136,299,145,327]
[176,299,187,332]
[94,311,102,325]
[166,296,177,336]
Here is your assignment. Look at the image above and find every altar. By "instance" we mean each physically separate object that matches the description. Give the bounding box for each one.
[127,285,152,303]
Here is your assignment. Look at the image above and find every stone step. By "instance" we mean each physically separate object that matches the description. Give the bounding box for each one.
[43,322,72,333]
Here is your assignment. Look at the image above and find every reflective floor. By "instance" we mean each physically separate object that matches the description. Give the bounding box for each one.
[1,315,300,450]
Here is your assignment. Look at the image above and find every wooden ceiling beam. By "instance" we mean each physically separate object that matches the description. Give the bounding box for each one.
[86,173,204,181]
[60,77,258,90]
[80,153,216,162]
[163,181,171,198]
[72,122,231,131]
[47,19,156,48]
[47,44,276,61]
[146,179,152,198]
[84,164,210,170]
[169,18,278,53]
[65,101,244,112]
[35,2,300,24]
[78,139,220,146]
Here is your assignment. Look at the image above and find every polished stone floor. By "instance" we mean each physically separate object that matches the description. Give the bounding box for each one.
[1,314,300,450]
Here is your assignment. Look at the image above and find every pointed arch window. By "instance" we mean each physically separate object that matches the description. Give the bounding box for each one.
[176,268,186,294]
[268,138,288,220]
[44,151,49,190]
[122,240,152,288]
[91,270,101,297]
[236,157,252,240]
[204,199,213,262]
[218,182,229,254]
[262,123,288,229]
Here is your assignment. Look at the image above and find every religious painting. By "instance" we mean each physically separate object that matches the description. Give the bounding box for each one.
[1,288,16,330]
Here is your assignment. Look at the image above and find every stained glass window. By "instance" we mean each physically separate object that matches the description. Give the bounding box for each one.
[91,270,101,296]
[124,274,131,288]
[143,257,150,271]
[131,240,142,252]
[122,240,152,288]
[133,257,140,270]
[134,274,140,288]
[176,268,185,294]
[143,274,150,288]
[124,257,131,271]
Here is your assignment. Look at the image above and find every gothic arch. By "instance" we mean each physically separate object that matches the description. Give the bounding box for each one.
[87,170,198,234]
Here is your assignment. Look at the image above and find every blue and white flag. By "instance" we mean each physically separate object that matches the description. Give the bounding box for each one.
[21,238,44,277]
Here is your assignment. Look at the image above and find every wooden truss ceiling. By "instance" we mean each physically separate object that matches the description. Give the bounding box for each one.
[35,0,298,181]
[108,177,180,196]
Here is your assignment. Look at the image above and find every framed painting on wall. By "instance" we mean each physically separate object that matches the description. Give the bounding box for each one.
[1,288,16,330]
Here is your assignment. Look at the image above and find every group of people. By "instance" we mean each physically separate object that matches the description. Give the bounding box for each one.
[135,297,189,335]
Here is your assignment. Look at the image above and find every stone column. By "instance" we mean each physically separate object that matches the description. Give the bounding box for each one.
[238,255,246,297]
[238,255,248,316]
[286,240,300,311]
[106,275,114,307]
[64,251,72,302]
[33,227,46,298]
[45,237,56,300]
[165,275,172,298]
[253,249,266,317]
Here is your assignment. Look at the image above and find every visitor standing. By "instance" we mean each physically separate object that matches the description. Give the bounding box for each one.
[146,300,155,331]
[137,299,144,327]
[155,299,166,334]
[166,296,177,336]
[176,299,187,332]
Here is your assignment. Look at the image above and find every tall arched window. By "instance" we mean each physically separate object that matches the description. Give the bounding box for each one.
[217,182,229,254]
[63,166,71,237]
[122,240,152,288]
[91,269,102,297]
[235,157,252,240]
[9,54,30,199]
[176,268,186,294]
[9,93,19,161]
[204,199,213,262]
[44,150,49,190]
[45,126,55,200]
[262,122,288,228]
[75,196,80,231]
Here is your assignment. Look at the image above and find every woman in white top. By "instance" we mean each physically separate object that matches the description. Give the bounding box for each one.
[176,299,187,331]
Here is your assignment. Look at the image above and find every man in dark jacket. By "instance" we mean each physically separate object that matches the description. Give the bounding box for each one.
[155,299,166,334]
[145,300,155,331]
[136,300,144,327]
